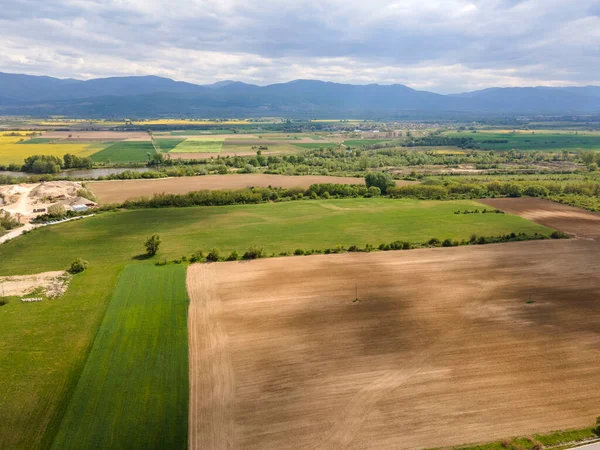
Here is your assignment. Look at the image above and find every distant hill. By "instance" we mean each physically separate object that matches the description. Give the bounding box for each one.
[1,72,599,117]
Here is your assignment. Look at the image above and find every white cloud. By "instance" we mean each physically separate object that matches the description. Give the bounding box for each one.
[0,0,598,92]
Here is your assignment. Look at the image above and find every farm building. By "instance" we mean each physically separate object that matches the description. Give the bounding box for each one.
[71,204,88,213]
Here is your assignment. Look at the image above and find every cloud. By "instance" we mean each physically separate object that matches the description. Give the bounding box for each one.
[0,0,598,93]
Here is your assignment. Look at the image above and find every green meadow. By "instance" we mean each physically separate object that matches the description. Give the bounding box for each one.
[90,141,157,162]
[447,131,600,151]
[169,138,224,153]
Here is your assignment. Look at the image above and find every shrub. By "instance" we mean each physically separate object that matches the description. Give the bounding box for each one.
[550,231,568,239]
[389,240,403,250]
[144,234,161,256]
[428,238,441,246]
[347,245,360,252]
[226,250,239,261]
[68,258,88,274]
[294,248,305,255]
[402,241,411,250]
[206,248,220,262]
[442,238,454,247]
[190,250,204,263]
[47,203,66,218]
[366,186,381,197]
[242,246,264,260]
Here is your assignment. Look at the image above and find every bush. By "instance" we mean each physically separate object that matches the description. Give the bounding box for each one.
[550,231,568,239]
[442,238,455,247]
[206,248,220,262]
[47,203,66,218]
[68,258,88,274]
[226,250,239,261]
[366,186,381,197]
[347,245,361,252]
[190,250,204,263]
[428,238,441,246]
[144,234,161,256]
[294,248,305,255]
[242,246,264,260]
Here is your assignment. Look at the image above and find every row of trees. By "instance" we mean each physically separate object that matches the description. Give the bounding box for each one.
[21,154,94,174]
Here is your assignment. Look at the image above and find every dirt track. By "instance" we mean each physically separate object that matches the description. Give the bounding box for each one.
[187,238,600,449]
[481,197,600,240]
[89,175,415,203]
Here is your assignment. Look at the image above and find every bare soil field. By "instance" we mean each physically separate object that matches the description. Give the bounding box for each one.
[187,239,600,450]
[89,175,416,203]
[481,197,600,240]
[40,131,150,140]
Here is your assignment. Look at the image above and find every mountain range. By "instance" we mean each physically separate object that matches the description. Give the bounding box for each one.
[1,72,600,118]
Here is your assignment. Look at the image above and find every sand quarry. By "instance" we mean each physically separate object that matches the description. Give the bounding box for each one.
[0,181,92,220]
[186,198,600,450]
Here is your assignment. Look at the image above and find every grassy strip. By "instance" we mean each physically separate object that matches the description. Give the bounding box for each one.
[454,425,599,450]
[50,264,189,449]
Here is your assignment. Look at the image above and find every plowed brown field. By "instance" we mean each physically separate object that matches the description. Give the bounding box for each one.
[187,238,600,449]
[89,175,415,203]
[481,197,600,240]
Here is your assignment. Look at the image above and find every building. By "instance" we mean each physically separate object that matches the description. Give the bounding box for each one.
[71,204,88,213]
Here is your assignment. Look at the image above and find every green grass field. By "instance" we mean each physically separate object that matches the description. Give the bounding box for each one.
[343,139,393,146]
[447,131,600,151]
[0,197,554,449]
[154,138,185,152]
[51,264,188,450]
[19,138,55,144]
[169,138,224,153]
[90,141,156,162]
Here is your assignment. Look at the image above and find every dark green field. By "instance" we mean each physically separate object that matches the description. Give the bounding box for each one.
[447,131,600,151]
[90,141,156,162]
[154,138,185,152]
[51,264,188,450]
[343,139,394,146]
[19,138,55,144]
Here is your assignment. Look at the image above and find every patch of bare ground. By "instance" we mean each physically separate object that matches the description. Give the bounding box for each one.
[187,239,600,450]
[0,271,71,298]
[480,197,600,240]
[40,131,150,140]
[89,175,417,204]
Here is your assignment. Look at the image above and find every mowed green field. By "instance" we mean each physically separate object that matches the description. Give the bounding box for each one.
[447,131,600,151]
[169,138,224,153]
[51,264,188,450]
[0,197,554,449]
[90,141,156,162]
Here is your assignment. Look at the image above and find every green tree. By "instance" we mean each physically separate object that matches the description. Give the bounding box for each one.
[365,172,395,194]
[144,234,161,256]
[68,258,88,274]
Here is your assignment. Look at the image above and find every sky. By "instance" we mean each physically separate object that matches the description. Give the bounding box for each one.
[0,0,598,94]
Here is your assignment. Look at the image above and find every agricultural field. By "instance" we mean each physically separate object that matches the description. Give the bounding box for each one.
[446,130,600,151]
[343,139,395,146]
[187,239,600,449]
[169,138,224,153]
[0,133,103,165]
[51,264,188,450]
[89,174,375,203]
[90,141,156,163]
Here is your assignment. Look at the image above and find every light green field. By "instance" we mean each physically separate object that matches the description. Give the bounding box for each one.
[51,264,188,450]
[90,141,156,163]
[170,138,224,153]
[0,198,554,449]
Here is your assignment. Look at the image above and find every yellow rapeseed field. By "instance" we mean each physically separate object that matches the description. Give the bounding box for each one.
[0,135,102,165]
